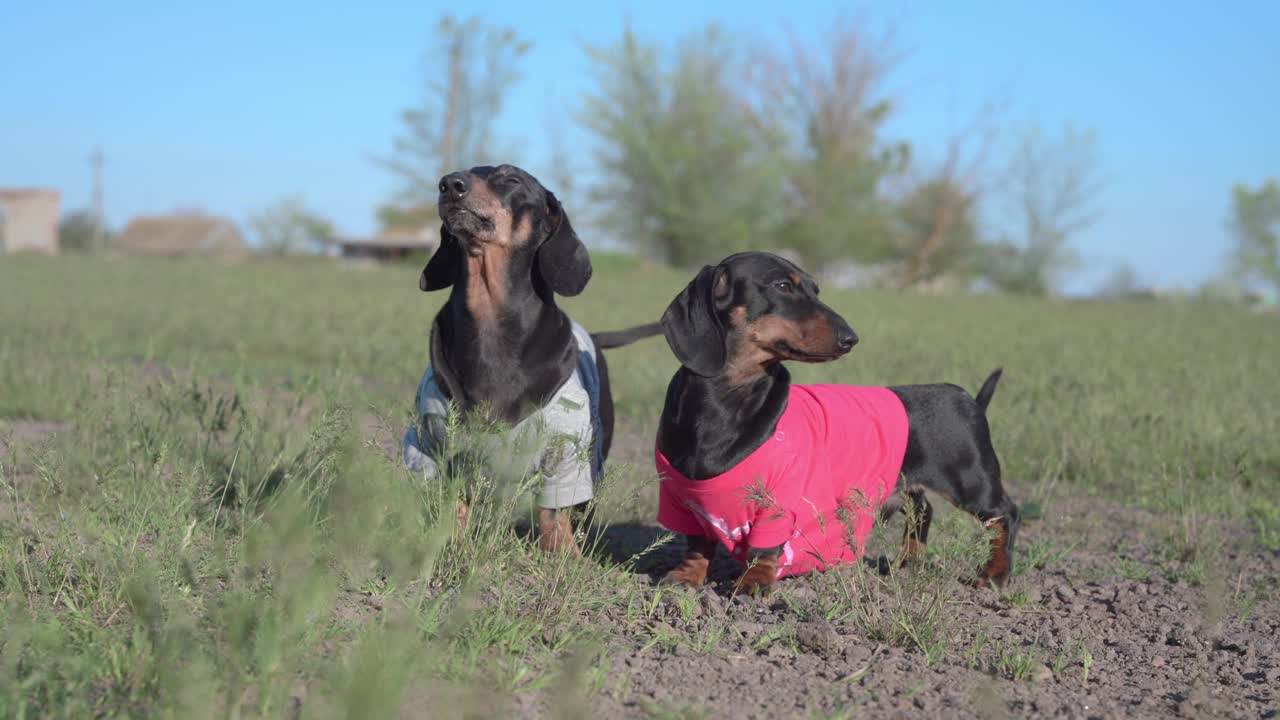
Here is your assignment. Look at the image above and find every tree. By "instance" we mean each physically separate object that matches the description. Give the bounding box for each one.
[249,195,335,256]
[893,102,1003,288]
[1095,263,1144,299]
[544,107,580,218]
[1228,178,1280,296]
[580,25,781,266]
[744,20,907,267]
[379,15,530,231]
[58,209,111,253]
[984,124,1102,295]
[893,178,982,287]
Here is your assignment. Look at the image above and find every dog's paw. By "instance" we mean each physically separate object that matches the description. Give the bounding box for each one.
[661,559,709,588]
[733,565,777,597]
[969,568,1010,591]
[897,540,927,569]
[735,581,772,597]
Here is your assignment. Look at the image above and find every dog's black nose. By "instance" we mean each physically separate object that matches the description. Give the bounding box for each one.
[837,328,858,351]
[439,173,469,198]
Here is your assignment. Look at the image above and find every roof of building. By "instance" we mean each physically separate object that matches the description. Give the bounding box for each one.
[0,188,61,201]
[114,215,248,257]
[334,237,437,249]
[332,226,438,249]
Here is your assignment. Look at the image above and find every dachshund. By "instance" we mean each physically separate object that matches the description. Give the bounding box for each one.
[653,252,1019,595]
[402,163,660,554]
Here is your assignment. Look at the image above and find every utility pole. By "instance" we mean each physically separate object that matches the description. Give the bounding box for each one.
[90,146,105,251]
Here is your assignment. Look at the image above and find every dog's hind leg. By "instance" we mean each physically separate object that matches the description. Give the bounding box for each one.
[974,499,1019,589]
[898,489,933,568]
[937,464,1018,588]
[930,464,1019,588]
[900,474,1018,588]
[891,382,1021,588]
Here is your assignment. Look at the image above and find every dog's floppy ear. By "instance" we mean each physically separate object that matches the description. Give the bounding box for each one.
[535,191,592,297]
[661,265,731,376]
[420,225,461,291]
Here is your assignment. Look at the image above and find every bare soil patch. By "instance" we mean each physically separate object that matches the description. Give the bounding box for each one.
[586,503,1279,719]
[0,419,74,459]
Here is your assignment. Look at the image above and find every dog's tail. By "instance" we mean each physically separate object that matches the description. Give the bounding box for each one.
[974,368,1004,411]
[591,321,663,350]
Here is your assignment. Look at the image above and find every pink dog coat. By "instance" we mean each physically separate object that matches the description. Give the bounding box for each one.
[656,384,909,578]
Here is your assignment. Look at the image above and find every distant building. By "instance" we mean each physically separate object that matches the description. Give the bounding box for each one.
[326,227,438,263]
[114,214,249,259]
[0,188,60,255]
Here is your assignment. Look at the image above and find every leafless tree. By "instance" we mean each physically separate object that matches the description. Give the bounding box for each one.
[379,16,530,229]
[895,100,1005,288]
[745,17,901,161]
[985,124,1103,294]
[742,17,909,266]
[1015,125,1101,253]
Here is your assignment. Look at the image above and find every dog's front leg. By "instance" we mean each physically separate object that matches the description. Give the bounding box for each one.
[455,498,470,545]
[734,545,783,596]
[444,453,479,547]
[537,507,582,557]
[662,534,718,587]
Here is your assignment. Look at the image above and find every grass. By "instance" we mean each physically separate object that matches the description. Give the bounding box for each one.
[1015,536,1078,578]
[806,509,993,666]
[993,639,1042,682]
[0,253,1277,716]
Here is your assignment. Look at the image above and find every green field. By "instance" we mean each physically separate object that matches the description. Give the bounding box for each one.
[1,254,1277,718]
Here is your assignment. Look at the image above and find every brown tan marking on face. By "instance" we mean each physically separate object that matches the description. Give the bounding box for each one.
[508,213,533,247]
[723,307,844,385]
[749,315,799,351]
[724,306,776,386]
[792,313,839,354]
[753,311,839,359]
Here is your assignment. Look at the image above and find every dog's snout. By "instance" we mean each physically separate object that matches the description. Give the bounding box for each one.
[836,326,858,352]
[439,172,470,199]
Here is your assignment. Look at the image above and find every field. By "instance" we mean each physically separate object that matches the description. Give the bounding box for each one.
[1,254,1278,719]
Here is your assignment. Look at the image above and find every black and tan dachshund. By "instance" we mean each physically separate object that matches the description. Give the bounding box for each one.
[413,163,660,554]
[655,251,1020,594]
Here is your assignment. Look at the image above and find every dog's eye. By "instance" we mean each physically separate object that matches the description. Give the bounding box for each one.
[774,281,793,292]
[499,176,520,187]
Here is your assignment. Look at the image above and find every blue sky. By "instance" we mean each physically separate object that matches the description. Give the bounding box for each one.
[3,1,1277,293]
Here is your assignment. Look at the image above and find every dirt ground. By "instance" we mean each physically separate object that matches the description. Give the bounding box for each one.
[0,419,73,460]
[562,504,1277,719]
